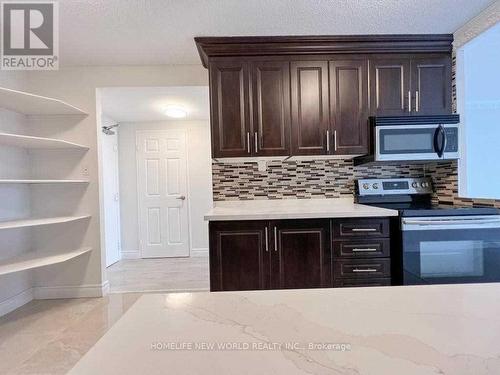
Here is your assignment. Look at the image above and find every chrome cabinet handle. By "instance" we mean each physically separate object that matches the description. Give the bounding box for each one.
[274,226,278,252]
[353,268,378,273]
[265,227,269,252]
[408,90,411,113]
[326,130,330,152]
[352,248,378,252]
[416,90,419,112]
[333,130,338,152]
[176,195,186,200]
[351,228,377,232]
[247,132,250,153]
[254,132,258,153]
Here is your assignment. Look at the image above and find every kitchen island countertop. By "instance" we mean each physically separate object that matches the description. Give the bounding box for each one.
[204,198,398,221]
[70,283,500,375]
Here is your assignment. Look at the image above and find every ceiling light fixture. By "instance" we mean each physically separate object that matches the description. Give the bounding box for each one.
[164,105,187,118]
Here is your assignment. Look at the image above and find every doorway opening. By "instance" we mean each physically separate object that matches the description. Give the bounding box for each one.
[97,86,211,293]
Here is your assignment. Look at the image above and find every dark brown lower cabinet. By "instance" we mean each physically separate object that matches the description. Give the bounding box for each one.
[272,220,331,289]
[209,217,391,291]
[332,217,392,287]
[209,221,269,291]
[209,219,330,291]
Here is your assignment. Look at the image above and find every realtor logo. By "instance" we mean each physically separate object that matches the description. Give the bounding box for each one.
[1,1,58,70]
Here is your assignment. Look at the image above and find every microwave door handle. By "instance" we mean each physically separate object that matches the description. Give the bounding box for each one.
[434,125,445,158]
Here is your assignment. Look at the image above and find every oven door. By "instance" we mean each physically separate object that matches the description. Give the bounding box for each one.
[401,216,500,285]
[375,124,459,161]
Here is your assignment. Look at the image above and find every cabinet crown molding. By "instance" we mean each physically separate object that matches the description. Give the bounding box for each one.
[195,34,453,68]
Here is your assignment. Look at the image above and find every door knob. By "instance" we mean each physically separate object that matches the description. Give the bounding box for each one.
[176,195,186,200]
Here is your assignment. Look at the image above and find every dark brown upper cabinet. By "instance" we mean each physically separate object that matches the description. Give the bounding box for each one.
[290,61,330,155]
[250,60,291,156]
[370,55,452,116]
[369,57,412,116]
[329,59,369,155]
[411,55,452,115]
[271,219,331,289]
[210,60,251,158]
[196,35,453,158]
[209,221,269,291]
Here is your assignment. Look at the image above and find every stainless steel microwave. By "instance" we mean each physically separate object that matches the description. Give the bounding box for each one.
[354,115,460,165]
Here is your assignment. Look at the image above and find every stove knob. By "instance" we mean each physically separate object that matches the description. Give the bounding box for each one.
[372,183,379,190]
[362,183,370,190]
[411,182,418,188]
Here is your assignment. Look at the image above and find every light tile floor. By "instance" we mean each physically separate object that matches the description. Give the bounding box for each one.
[0,293,142,374]
[106,255,210,293]
[0,255,210,374]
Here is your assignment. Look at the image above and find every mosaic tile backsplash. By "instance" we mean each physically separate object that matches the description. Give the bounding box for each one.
[212,159,500,208]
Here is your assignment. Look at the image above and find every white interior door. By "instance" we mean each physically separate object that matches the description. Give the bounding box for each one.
[136,130,190,258]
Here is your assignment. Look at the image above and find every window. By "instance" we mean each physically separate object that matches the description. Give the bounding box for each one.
[457,22,500,199]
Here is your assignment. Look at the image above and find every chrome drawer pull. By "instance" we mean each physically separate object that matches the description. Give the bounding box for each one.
[351,228,377,232]
[352,248,378,252]
[352,268,378,273]
[265,227,269,252]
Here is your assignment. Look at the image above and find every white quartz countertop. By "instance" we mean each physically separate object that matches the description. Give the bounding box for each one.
[70,283,500,375]
[204,198,398,221]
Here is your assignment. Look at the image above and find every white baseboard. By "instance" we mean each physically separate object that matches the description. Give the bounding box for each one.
[191,248,208,257]
[121,250,140,259]
[0,288,34,317]
[34,281,109,299]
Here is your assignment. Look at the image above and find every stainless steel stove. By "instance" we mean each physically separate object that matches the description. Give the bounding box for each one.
[355,177,500,286]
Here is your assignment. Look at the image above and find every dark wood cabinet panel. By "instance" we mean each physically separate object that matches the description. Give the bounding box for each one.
[333,239,390,258]
[334,259,391,279]
[209,60,250,158]
[332,218,390,239]
[369,57,411,116]
[209,221,268,291]
[250,61,291,156]
[411,56,452,115]
[329,59,369,155]
[272,220,330,289]
[290,61,330,155]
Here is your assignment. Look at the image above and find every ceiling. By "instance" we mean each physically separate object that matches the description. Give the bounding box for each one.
[60,0,496,66]
[101,86,209,122]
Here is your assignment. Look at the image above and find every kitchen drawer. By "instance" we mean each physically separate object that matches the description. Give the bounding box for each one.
[333,278,391,288]
[334,259,391,279]
[332,218,389,239]
[333,239,390,258]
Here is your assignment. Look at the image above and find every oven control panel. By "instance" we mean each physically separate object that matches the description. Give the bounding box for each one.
[357,177,433,196]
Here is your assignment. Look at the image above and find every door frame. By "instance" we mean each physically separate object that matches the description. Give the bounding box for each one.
[135,129,191,258]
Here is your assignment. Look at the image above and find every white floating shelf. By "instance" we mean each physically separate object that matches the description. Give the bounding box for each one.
[0,87,87,116]
[0,179,89,184]
[0,247,92,276]
[0,215,90,231]
[0,132,89,150]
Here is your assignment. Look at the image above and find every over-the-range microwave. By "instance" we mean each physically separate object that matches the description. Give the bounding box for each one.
[354,115,460,165]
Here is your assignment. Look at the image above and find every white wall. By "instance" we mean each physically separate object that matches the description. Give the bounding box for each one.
[99,113,122,266]
[24,65,207,295]
[118,120,212,257]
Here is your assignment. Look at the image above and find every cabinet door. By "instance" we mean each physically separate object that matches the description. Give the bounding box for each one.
[250,60,291,156]
[209,60,250,158]
[369,57,411,116]
[271,220,331,289]
[329,59,369,155]
[209,221,269,291]
[290,61,330,155]
[411,56,452,115]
